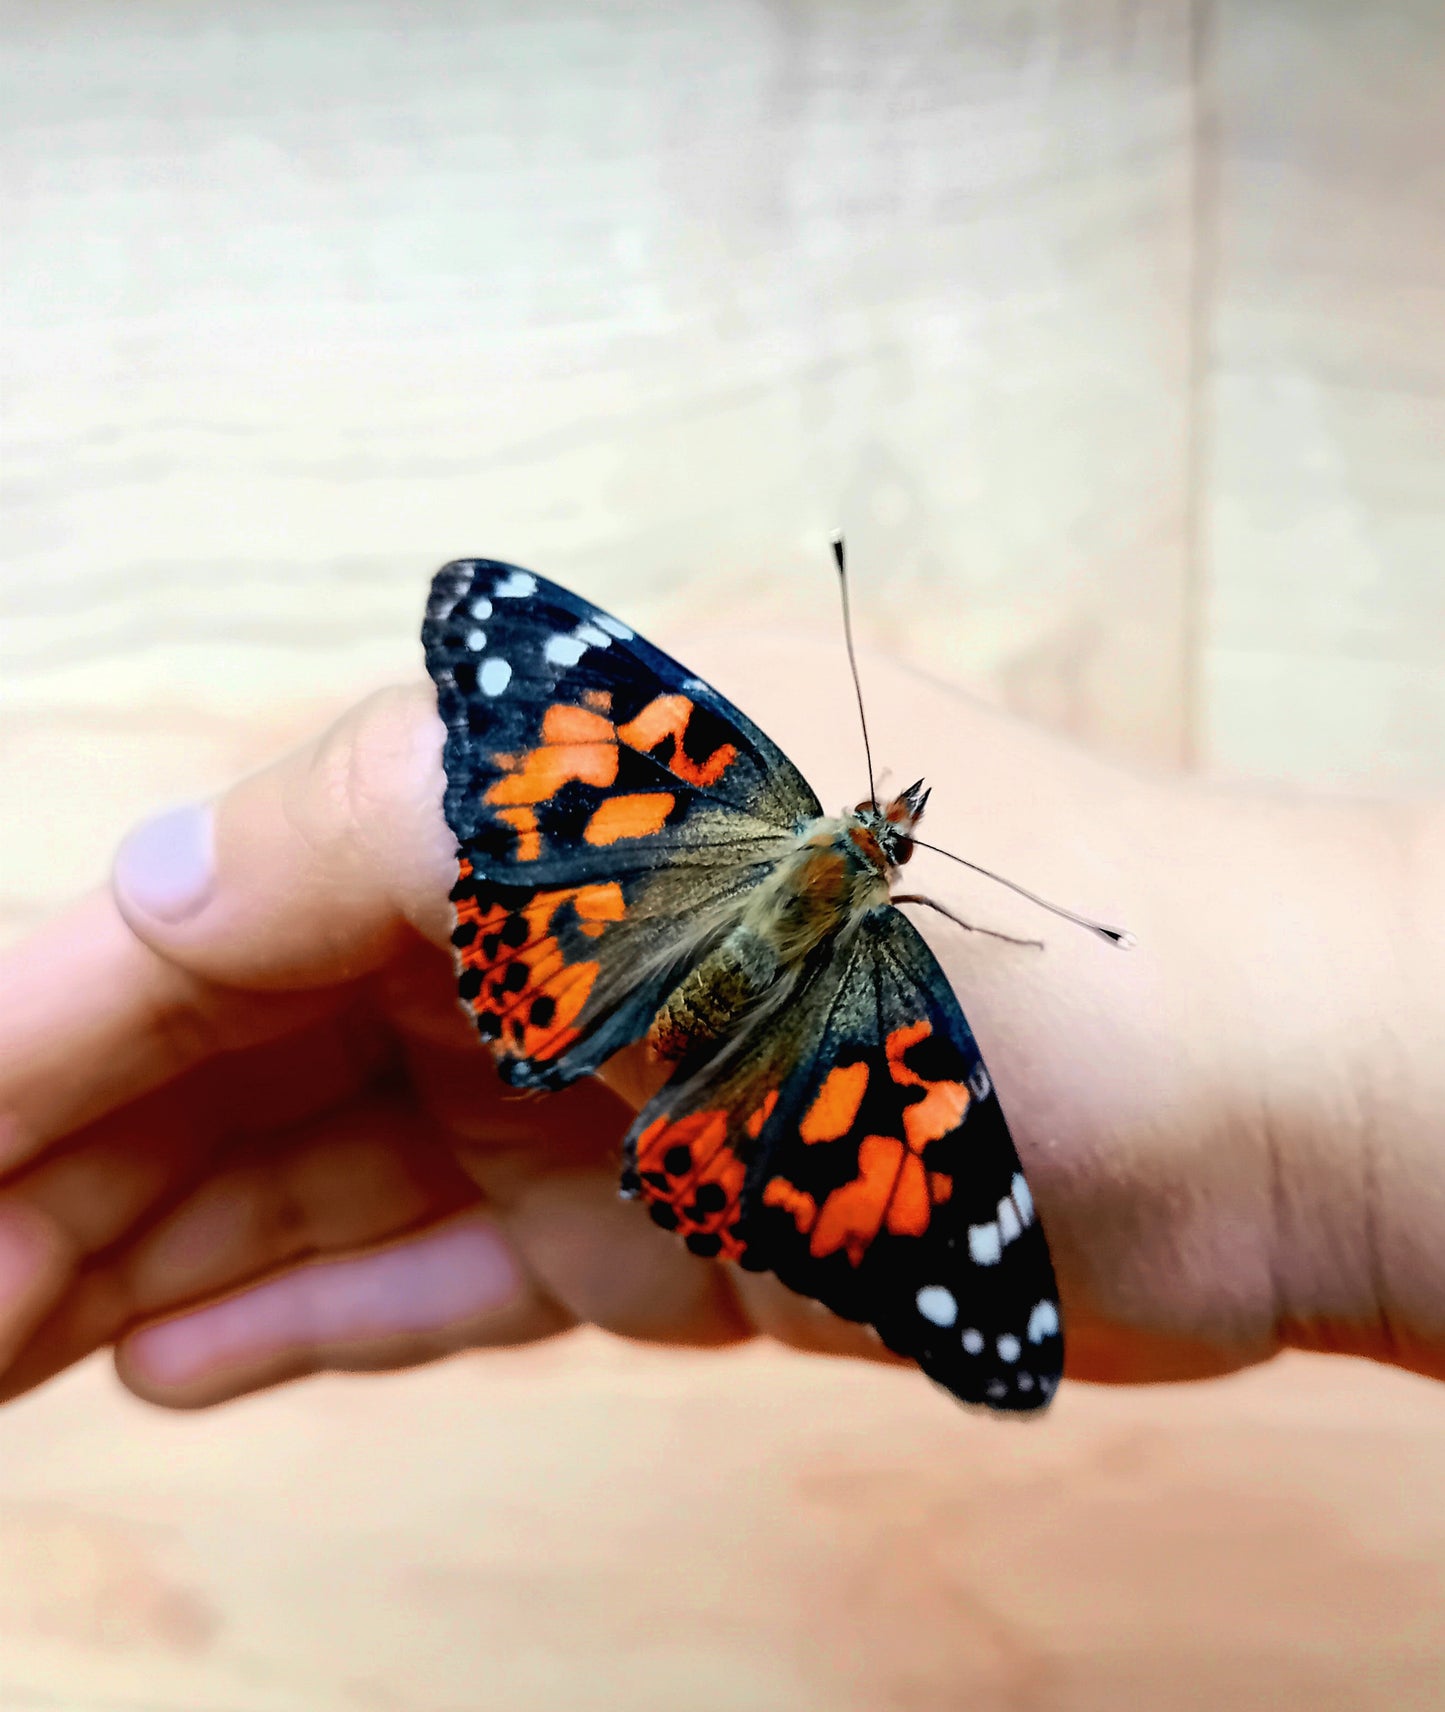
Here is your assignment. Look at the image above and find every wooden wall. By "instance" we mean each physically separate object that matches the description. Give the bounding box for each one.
[2,4,1442,1707]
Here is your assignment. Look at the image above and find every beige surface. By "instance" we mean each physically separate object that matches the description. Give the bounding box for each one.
[2,3,1443,1709]
[2,1347,1444,1712]
[1203,0,1445,789]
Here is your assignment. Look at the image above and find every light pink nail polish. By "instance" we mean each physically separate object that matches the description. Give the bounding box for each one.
[112,803,215,923]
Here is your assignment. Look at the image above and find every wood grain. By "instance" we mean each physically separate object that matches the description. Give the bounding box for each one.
[3,1346,1444,1712]
[1,0,1196,792]
[1202,0,1445,789]
[2,3,1443,1710]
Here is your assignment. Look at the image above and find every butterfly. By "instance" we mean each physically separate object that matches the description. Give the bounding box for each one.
[422,556,1068,1412]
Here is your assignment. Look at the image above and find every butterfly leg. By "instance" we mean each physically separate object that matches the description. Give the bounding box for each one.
[890,894,1044,951]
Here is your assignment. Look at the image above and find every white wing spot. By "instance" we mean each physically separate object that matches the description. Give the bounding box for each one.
[1017,1371,1035,1392]
[968,1065,992,1100]
[469,595,493,621]
[967,1221,1002,1266]
[595,613,633,639]
[915,1286,957,1328]
[575,623,612,648]
[479,657,513,696]
[1027,1300,1060,1344]
[1011,1173,1034,1227]
[996,1196,1022,1246]
[961,1327,984,1355]
[997,1333,1021,1363]
[465,628,487,651]
[986,1378,1008,1401]
[492,570,537,599]
[544,632,589,667]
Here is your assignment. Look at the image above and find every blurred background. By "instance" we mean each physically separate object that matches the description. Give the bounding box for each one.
[2,2,1442,1708]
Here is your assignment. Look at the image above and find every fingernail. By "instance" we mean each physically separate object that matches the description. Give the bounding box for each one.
[113,803,215,924]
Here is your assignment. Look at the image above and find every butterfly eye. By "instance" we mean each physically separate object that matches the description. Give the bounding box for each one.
[892,835,915,866]
[853,797,876,815]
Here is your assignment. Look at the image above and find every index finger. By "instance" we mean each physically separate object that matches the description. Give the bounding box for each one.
[0,685,456,1170]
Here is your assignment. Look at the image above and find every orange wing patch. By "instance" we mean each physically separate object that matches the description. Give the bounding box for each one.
[799,1061,869,1143]
[486,703,618,807]
[485,694,736,826]
[809,1133,934,1264]
[495,805,542,861]
[452,879,627,1063]
[762,1176,817,1233]
[583,791,675,845]
[745,1090,779,1139]
[634,1107,748,1259]
[617,694,739,788]
[764,1022,967,1266]
[571,880,626,936]
[886,1019,971,1149]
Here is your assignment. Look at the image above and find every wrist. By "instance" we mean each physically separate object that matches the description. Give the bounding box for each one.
[1371,802,1445,1379]
[1201,788,1445,1381]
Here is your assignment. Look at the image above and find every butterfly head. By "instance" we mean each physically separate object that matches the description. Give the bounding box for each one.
[850,777,930,868]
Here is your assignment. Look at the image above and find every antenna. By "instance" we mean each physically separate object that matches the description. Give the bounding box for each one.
[831,532,878,811]
[908,838,1136,949]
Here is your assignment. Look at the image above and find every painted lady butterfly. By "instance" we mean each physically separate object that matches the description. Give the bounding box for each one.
[423,557,1070,1412]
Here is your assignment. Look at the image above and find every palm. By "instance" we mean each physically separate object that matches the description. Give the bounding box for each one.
[0,905,813,1408]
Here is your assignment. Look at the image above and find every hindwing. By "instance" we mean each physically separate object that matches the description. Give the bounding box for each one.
[625,908,1062,1412]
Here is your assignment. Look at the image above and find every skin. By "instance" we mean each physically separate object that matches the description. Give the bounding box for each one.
[0,631,1441,1412]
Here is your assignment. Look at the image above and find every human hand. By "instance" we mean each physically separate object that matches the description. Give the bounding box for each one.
[0,634,1438,1409]
[0,659,920,1410]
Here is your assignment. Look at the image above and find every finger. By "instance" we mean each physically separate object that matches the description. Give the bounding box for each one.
[123,1095,476,1313]
[0,997,398,1374]
[116,1213,567,1409]
[110,682,456,988]
[0,1076,220,1373]
[496,1163,752,1348]
[0,891,338,1169]
[726,1266,908,1369]
[0,1202,70,1377]
[0,682,447,1168]
[0,1096,507,1403]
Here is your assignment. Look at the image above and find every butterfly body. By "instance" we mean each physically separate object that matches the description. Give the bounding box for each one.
[649,812,897,1060]
[424,558,1064,1413]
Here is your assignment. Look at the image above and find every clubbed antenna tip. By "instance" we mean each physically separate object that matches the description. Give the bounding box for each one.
[829,531,877,811]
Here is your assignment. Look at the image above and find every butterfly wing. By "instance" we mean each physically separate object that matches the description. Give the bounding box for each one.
[423,559,823,1089]
[625,906,1063,1412]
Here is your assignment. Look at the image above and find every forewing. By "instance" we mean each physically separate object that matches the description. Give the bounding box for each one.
[625,908,1063,1413]
[423,559,822,1088]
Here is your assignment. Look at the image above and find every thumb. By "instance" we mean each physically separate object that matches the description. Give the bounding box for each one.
[112,684,456,990]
